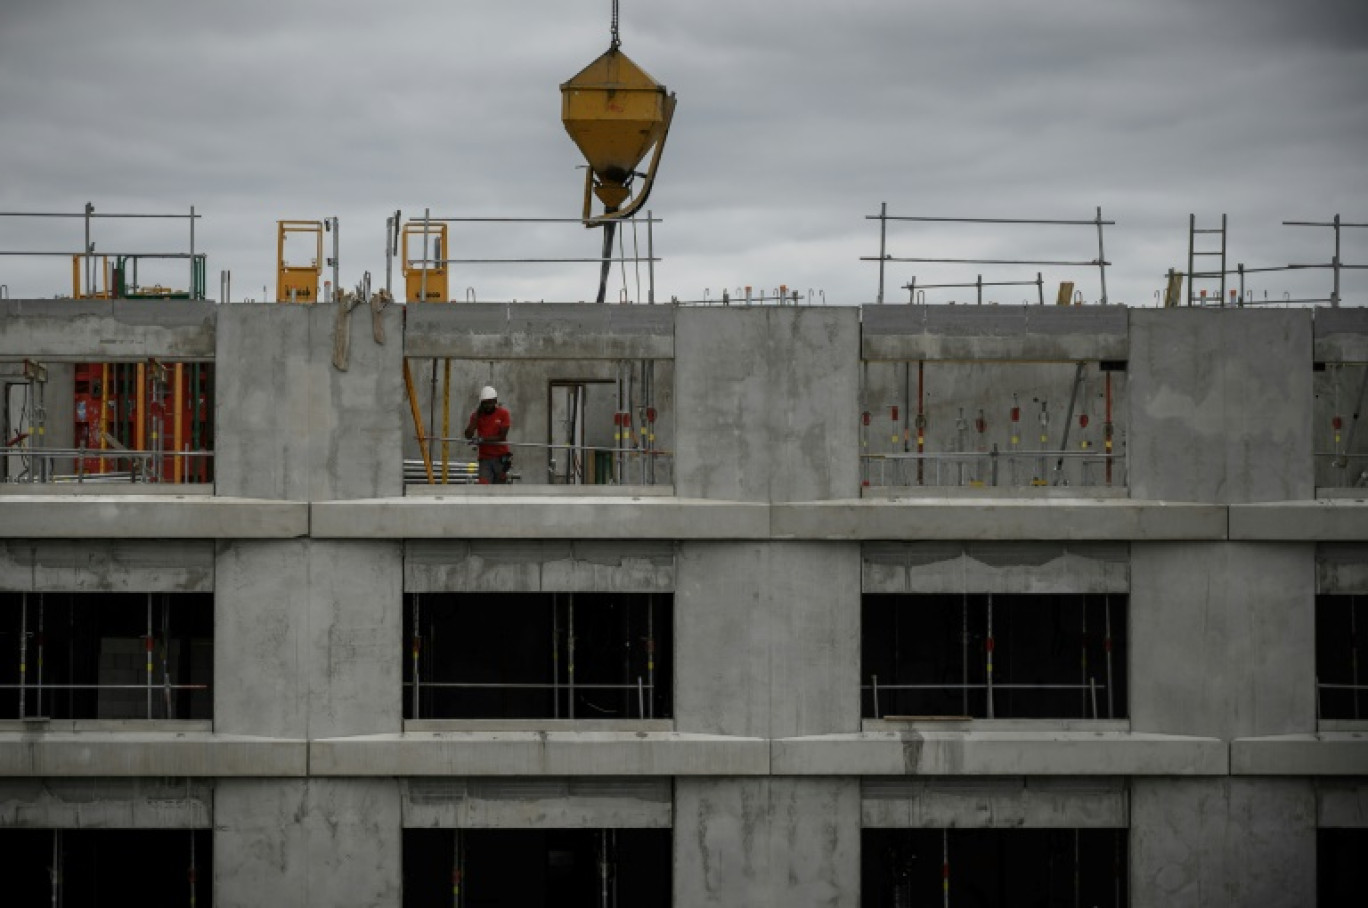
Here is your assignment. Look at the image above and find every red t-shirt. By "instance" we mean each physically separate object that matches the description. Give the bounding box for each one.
[471,406,511,458]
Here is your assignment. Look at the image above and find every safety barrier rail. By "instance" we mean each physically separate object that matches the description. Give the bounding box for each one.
[860,449,1126,489]
[0,448,213,484]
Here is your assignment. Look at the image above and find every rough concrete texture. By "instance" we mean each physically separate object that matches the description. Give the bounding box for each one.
[674,778,859,907]
[312,732,768,776]
[772,498,1226,540]
[861,304,1129,362]
[404,539,675,592]
[675,308,860,501]
[404,302,674,360]
[215,540,401,738]
[862,776,1127,828]
[675,542,861,738]
[215,303,403,500]
[1317,779,1368,827]
[403,777,672,828]
[862,541,1129,594]
[214,779,401,908]
[0,732,305,776]
[1131,543,1315,740]
[771,731,1226,776]
[1229,500,1368,540]
[0,299,216,360]
[0,539,214,590]
[1316,542,1368,592]
[312,496,766,539]
[1130,778,1315,908]
[0,779,212,828]
[1231,733,1368,775]
[1312,306,1368,362]
[0,495,308,538]
[1129,309,1313,503]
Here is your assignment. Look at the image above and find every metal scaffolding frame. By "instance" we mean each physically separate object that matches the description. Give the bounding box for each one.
[0,203,205,299]
[862,204,1113,305]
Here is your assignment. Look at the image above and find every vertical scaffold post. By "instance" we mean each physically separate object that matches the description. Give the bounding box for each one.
[18,593,28,718]
[985,593,995,719]
[877,202,887,304]
[1096,206,1108,305]
[412,594,421,719]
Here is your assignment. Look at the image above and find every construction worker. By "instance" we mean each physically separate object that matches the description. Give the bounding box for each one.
[464,386,512,484]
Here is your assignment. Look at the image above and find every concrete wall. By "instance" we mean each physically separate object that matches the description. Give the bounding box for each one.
[674,778,860,907]
[1131,778,1316,907]
[1129,309,1313,503]
[675,307,860,501]
[215,303,403,500]
[214,779,401,908]
[2,300,1364,906]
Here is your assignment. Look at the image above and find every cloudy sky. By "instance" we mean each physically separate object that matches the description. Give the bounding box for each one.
[1,0,1365,307]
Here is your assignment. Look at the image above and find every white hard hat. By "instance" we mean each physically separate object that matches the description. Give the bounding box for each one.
[480,386,498,401]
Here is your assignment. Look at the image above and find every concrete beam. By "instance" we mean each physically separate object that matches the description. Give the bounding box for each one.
[773,499,1227,540]
[1313,307,1368,362]
[0,732,306,776]
[404,303,674,360]
[403,777,672,828]
[1231,500,1368,540]
[1231,733,1368,775]
[0,496,308,538]
[0,299,216,361]
[0,778,212,827]
[312,497,770,539]
[860,305,1129,361]
[309,732,770,776]
[862,777,1128,828]
[405,539,675,592]
[0,539,214,591]
[863,541,1130,594]
[770,732,1228,775]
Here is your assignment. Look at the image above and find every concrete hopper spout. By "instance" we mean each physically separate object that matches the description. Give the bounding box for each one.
[561,47,676,223]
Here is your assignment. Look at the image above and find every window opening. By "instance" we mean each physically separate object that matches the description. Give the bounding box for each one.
[0,592,212,720]
[1317,594,1366,720]
[403,828,671,908]
[862,594,1127,720]
[862,828,1126,908]
[0,828,211,906]
[405,592,671,720]
[1320,828,1368,904]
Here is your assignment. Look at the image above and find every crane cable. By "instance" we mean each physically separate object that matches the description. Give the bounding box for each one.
[611,0,621,50]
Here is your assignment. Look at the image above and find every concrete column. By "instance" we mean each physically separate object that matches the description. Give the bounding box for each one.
[215,539,401,739]
[214,779,401,908]
[1128,309,1312,503]
[215,302,402,500]
[674,307,860,502]
[1131,542,1314,740]
[676,542,860,738]
[1131,778,1315,907]
[674,778,860,907]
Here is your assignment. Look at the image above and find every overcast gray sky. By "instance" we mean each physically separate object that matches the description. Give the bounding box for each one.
[1,0,1365,306]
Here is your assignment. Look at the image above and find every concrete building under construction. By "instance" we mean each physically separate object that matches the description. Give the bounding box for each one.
[2,288,1367,906]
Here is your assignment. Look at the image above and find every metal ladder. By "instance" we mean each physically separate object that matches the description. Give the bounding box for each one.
[1187,213,1228,306]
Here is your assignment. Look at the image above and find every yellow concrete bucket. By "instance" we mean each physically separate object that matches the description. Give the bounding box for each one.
[561,47,676,222]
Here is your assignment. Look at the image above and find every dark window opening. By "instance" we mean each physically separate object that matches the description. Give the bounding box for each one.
[862,828,1126,908]
[403,828,671,908]
[1320,828,1368,905]
[403,593,673,720]
[0,592,213,720]
[1317,595,1366,720]
[862,594,1128,720]
[0,828,211,906]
